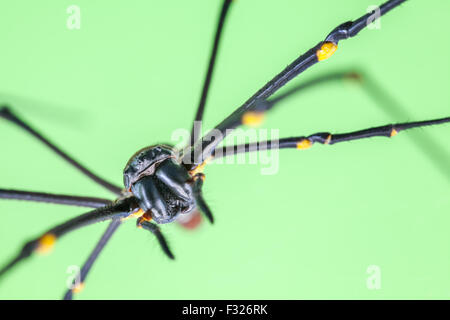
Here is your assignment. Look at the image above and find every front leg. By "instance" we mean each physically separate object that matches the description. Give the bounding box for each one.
[137,216,174,260]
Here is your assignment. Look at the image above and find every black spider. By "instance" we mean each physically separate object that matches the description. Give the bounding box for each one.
[0,0,449,300]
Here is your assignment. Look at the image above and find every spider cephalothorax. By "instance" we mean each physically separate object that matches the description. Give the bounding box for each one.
[123,145,196,224]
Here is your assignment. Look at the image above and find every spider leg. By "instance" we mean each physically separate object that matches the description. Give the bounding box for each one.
[353,73,450,181]
[63,219,122,300]
[259,71,363,113]
[0,197,137,279]
[185,0,407,167]
[219,69,450,180]
[192,173,214,224]
[137,217,174,260]
[0,106,122,195]
[221,71,370,127]
[212,117,450,158]
[0,189,111,208]
[189,0,233,147]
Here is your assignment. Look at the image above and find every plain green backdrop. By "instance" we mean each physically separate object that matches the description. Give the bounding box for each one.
[0,0,449,299]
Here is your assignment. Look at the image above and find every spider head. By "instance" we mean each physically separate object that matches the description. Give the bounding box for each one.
[123,144,196,224]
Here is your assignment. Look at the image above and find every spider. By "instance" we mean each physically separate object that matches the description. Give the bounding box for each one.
[0,0,449,299]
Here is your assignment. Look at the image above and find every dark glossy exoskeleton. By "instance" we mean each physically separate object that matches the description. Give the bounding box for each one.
[1,0,449,300]
[123,145,196,224]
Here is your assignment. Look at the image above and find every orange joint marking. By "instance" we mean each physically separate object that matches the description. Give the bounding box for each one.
[297,139,313,150]
[141,212,152,222]
[137,212,152,227]
[317,42,338,61]
[72,282,85,294]
[189,156,212,177]
[242,111,265,127]
[122,208,144,221]
[36,233,56,255]
[345,72,363,82]
[390,128,398,137]
[325,134,332,145]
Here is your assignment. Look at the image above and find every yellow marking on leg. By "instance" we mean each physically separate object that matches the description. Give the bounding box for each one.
[325,134,332,145]
[345,72,363,82]
[137,212,152,228]
[72,282,85,294]
[390,128,398,137]
[241,111,265,127]
[36,233,56,255]
[317,42,338,61]
[189,156,213,177]
[141,212,152,222]
[121,208,144,221]
[296,139,313,150]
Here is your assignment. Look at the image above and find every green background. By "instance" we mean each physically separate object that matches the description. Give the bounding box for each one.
[0,0,449,299]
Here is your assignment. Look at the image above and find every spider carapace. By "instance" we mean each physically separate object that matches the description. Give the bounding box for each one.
[123,144,207,225]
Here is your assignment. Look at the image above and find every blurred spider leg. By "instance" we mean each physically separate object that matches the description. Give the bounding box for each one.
[233,69,450,180]
[231,71,362,127]
[0,197,137,279]
[356,73,450,181]
[137,216,174,260]
[0,106,122,195]
[189,0,233,147]
[0,189,112,208]
[63,219,122,300]
[212,117,450,158]
[235,70,392,118]
[185,0,407,168]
